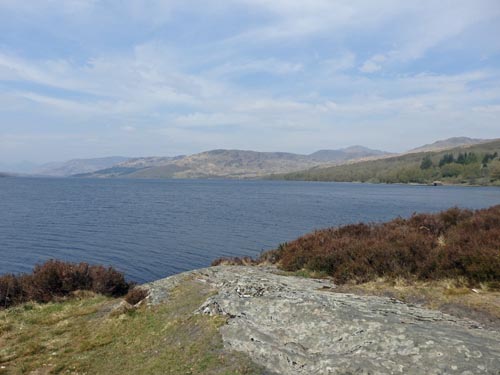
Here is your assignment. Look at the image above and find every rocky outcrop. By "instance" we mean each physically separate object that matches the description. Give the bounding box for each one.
[145,266,500,374]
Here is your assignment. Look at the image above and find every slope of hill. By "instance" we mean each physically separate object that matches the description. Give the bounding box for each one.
[308,145,389,162]
[273,139,500,185]
[78,147,390,179]
[34,156,131,177]
[407,137,486,153]
[80,150,320,179]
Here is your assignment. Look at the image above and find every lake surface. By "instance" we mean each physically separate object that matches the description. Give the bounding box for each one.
[1,178,500,283]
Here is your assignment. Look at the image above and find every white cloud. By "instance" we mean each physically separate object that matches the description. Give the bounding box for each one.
[172,112,253,128]
[359,54,387,73]
[233,98,310,113]
[322,52,356,73]
[1,1,500,160]
[208,59,303,78]
[0,43,226,117]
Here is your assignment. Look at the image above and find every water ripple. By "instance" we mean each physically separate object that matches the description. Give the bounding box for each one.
[1,178,500,283]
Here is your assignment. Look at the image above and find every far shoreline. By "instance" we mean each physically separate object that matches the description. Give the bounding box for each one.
[4,174,500,188]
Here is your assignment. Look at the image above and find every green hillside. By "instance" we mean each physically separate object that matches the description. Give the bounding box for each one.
[272,139,500,185]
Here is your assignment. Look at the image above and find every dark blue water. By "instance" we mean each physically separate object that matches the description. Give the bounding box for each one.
[1,177,500,282]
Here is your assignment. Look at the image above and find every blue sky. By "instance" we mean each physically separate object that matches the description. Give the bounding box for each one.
[1,0,500,163]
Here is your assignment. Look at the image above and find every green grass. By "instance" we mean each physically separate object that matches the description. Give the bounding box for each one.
[0,280,264,375]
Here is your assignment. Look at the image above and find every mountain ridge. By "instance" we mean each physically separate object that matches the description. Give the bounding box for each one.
[407,137,487,153]
[272,138,500,185]
[309,145,389,162]
[32,156,131,177]
[10,137,498,180]
[76,146,390,179]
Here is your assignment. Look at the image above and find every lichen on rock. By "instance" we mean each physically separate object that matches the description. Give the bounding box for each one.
[145,266,500,374]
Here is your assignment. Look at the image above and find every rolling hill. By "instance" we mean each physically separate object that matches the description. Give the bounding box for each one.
[407,137,487,153]
[33,157,131,177]
[272,139,500,185]
[308,146,389,162]
[76,147,390,179]
[24,137,497,181]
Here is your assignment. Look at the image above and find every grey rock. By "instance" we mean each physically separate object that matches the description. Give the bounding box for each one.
[145,266,500,375]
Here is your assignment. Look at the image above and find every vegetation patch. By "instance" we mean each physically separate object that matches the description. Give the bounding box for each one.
[0,260,132,309]
[214,205,500,285]
[334,278,500,330]
[273,139,500,185]
[0,280,263,374]
[124,287,149,305]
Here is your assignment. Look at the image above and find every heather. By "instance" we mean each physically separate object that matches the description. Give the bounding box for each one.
[0,260,132,309]
[214,205,500,285]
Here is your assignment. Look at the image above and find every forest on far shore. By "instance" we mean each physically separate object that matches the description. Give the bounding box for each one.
[273,139,500,185]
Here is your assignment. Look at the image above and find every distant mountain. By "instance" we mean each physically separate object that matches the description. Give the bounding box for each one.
[80,150,319,179]
[309,146,389,162]
[78,146,391,179]
[34,156,131,177]
[0,161,40,174]
[118,155,186,168]
[407,137,487,153]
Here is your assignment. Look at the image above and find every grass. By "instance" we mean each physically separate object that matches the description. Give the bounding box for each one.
[0,279,264,375]
[333,277,500,329]
[271,267,500,328]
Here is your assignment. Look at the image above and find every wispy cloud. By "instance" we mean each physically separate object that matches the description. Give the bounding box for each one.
[0,1,499,162]
[359,54,387,73]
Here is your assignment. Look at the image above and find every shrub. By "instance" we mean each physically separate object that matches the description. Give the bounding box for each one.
[0,274,24,308]
[439,153,455,167]
[124,287,149,305]
[225,205,500,285]
[0,260,132,309]
[258,244,286,264]
[420,155,433,170]
[441,163,463,178]
[490,160,500,180]
[26,260,93,302]
[89,265,130,297]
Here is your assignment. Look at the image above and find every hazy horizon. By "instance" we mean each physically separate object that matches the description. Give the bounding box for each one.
[1,1,500,164]
[1,135,497,170]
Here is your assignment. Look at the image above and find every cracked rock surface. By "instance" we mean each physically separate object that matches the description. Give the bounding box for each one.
[145,266,500,375]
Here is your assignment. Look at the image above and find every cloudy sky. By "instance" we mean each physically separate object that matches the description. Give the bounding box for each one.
[1,0,500,164]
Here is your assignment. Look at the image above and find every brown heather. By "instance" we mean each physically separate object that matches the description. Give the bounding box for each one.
[213,205,500,285]
[124,287,149,305]
[0,260,132,309]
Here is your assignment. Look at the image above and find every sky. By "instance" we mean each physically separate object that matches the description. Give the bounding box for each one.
[1,0,500,164]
